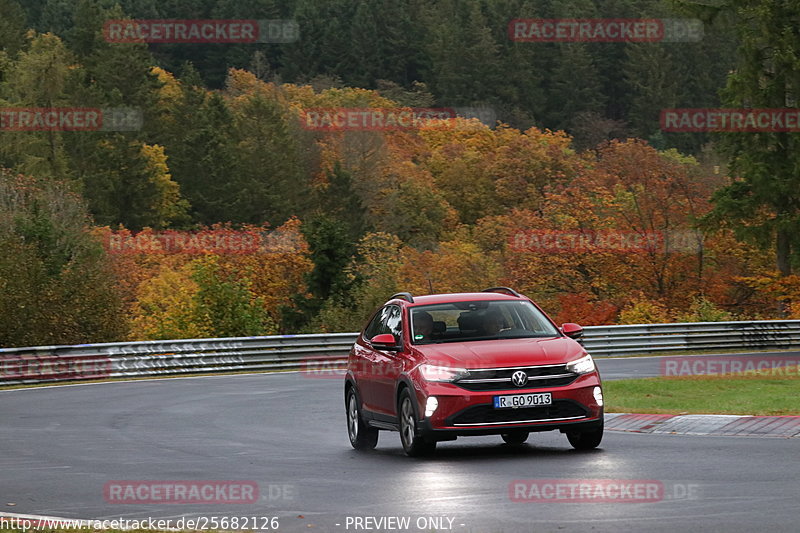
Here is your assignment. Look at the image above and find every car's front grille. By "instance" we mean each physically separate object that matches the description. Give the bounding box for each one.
[454,364,578,391]
[448,400,589,426]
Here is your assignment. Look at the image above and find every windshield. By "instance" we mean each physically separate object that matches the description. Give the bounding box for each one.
[410,300,560,344]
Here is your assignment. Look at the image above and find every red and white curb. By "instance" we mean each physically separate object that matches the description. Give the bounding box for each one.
[605,413,800,437]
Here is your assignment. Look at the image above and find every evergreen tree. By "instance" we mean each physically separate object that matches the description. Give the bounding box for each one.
[707,0,800,277]
[228,82,308,224]
[423,0,502,106]
[0,0,27,55]
[623,43,682,140]
[281,0,356,83]
[78,137,188,230]
[162,76,241,225]
[546,43,606,132]
[0,33,76,179]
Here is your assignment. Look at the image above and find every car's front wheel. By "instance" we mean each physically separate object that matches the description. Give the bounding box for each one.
[501,431,529,445]
[346,388,378,450]
[398,389,436,457]
[566,423,603,450]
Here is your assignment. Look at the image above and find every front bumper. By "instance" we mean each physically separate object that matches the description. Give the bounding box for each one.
[415,372,603,440]
[419,415,603,439]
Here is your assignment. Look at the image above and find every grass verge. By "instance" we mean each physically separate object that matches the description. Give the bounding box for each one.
[605,366,800,415]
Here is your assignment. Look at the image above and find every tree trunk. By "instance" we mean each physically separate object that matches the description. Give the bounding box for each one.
[776,228,792,317]
[776,228,791,277]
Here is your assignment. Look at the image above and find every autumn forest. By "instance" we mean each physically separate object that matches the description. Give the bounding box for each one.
[1,0,799,347]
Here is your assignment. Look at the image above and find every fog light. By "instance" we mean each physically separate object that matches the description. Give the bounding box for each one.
[593,386,604,407]
[425,396,439,417]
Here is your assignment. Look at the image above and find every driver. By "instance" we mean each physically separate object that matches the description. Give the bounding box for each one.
[481,310,505,336]
[413,311,434,340]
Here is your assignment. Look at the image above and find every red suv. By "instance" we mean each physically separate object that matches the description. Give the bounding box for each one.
[344,287,604,456]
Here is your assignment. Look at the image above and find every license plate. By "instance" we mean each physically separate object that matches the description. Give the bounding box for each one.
[493,393,552,409]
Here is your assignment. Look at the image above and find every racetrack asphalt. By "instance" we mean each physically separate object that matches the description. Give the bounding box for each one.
[2,352,799,532]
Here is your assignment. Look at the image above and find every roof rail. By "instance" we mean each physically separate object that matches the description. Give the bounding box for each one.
[390,292,415,303]
[482,287,521,297]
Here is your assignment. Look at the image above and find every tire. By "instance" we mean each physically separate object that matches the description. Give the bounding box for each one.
[566,423,603,450]
[398,389,436,457]
[501,431,529,445]
[346,388,378,451]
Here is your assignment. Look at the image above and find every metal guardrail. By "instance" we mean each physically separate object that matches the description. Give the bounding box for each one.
[0,334,357,386]
[582,320,800,356]
[1,320,799,386]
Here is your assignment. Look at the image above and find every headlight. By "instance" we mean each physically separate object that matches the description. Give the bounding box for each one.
[566,354,596,374]
[418,364,468,382]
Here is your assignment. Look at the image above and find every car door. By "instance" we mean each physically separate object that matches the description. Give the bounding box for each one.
[369,305,406,417]
[355,306,395,413]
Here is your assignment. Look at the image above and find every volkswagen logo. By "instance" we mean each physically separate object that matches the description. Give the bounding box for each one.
[511,370,528,387]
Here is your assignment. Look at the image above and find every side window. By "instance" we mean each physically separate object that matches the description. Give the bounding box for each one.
[364,308,387,340]
[386,305,403,339]
[363,305,402,341]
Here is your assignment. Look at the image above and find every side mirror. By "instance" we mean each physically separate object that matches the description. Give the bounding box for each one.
[561,323,583,340]
[370,333,400,350]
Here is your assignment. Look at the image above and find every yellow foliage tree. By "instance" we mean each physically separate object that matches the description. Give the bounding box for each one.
[400,240,503,295]
[131,261,210,340]
[140,143,188,228]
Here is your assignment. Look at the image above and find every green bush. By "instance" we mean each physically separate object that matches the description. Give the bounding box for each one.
[674,296,734,323]
[0,169,127,346]
[618,299,671,325]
